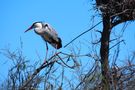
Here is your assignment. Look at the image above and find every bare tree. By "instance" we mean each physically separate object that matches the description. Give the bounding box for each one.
[95,0,135,89]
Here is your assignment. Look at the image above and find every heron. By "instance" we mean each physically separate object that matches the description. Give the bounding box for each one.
[25,22,62,62]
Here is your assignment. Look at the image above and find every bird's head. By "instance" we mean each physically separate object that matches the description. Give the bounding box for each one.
[25,22,43,33]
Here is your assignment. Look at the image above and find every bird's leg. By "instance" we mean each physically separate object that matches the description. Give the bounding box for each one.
[44,42,48,64]
[54,45,58,55]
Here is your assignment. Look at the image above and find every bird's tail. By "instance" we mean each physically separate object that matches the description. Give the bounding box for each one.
[56,37,62,49]
[50,37,62,49]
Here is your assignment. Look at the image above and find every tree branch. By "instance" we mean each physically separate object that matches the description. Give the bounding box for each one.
[19,52,61,90]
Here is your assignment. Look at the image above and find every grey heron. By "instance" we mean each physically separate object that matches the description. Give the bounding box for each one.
[25,22,62,62]
[25,22,62,49]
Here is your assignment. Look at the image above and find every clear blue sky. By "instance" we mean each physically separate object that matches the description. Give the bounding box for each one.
[0,0,135,86]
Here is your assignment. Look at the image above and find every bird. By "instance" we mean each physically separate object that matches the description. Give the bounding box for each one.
[24,22,62,49]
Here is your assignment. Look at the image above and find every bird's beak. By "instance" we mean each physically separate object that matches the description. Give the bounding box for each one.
[24,25,33,33]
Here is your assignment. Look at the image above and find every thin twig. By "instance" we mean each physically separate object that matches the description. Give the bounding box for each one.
[64,21,102,48]
[109,40,124,50]
[57,54,74,69]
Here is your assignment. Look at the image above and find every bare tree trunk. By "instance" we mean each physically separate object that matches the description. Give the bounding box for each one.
[100,14,111,90]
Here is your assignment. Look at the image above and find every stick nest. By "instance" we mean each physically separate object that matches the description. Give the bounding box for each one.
[96,0,135,24]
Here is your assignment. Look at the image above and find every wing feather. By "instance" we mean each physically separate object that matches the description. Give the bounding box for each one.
[41,23,62,49]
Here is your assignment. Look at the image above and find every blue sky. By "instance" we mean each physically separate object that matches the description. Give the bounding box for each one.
[0,0,135,86]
